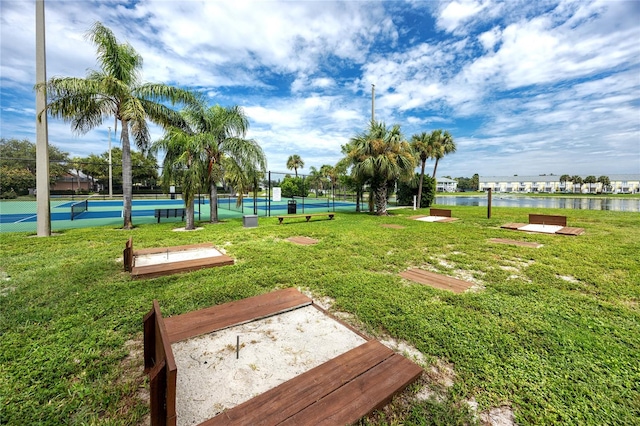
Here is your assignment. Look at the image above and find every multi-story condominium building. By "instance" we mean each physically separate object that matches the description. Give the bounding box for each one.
[436,177,458,192]
[479,174,640,194]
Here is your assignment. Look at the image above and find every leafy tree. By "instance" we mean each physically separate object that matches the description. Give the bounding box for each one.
[0,166,34,196]
[471,173,479,191]
[347,121,416,215]
[286,154,304,177]
[0,138,69,193]
[597,175,611,193]
[584,175,597,193]
[397,174,436,207]
[571,175,583,193]
[38,22,199,229]
[184,104,266,223]
[80,154,108,190]
[280,176,306,198]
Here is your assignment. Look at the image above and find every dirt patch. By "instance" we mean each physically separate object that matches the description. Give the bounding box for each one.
[172,227,204,232]
[479,405,516,426]
[558,275,579,283]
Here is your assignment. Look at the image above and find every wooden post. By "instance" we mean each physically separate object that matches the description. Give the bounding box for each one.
[487,188,492,219]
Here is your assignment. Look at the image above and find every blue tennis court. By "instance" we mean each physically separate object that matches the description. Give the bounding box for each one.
[0,195,360,233]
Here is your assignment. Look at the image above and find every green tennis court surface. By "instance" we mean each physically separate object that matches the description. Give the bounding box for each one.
[0,196,358,233]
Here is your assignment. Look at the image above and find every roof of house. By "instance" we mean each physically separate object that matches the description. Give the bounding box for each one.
[480,174,640,182]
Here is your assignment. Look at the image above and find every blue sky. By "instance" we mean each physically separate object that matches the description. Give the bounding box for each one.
[1,0,639,178]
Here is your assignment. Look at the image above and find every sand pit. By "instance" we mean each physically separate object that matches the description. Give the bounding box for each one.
[124,239,234,279]
[518,224,564,234]
[415,215,450,222]
[134,247,225,267]
[172,305,368,426]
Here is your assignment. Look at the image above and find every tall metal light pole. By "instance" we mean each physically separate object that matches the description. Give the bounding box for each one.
[371,84,375,123]
[35,0,51,236]
[108,127,113,198]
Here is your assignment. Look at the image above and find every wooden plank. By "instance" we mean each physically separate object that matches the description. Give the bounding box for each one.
[489,238,543,248]
[399,268,472,293]
[529,214,567,227]
[278,352,423,426]
[286,236,318,245]
[200,341,395,426]
[164,288,312,343]
[123,237,133,272]
[144,300,178,426]
[501,222,526,230]
[430,208,452,217]
[131,254,234,279]
[557,226,585,236]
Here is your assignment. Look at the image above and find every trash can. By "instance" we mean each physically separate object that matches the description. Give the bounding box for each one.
[243,215,258,228]
[288,200,297,214]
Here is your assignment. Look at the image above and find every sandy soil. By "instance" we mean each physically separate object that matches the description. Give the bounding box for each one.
[518,224,564,234]
[415,216,449,222]
[134,248,224,267]
[171,305,367,426]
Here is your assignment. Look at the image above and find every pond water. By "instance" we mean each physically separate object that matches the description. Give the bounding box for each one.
[434,195,640,212]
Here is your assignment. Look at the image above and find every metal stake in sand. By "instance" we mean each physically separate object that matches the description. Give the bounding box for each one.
[236,336,240,359]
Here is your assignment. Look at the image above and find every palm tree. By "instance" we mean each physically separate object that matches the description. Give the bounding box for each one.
[584,175,597,193]
[185,104,266,223]
[431,130,456,180]
[560,174,571,192]
[38,22,199,229]
[337,140,366,212]
[154,127,206,230]
[597,175,611,193]
[286,155,304,177]
[347,121,416,215]
[307,166,324,196]
[320,164,337,198]
[410,131,434,208]
[571,175,583,193]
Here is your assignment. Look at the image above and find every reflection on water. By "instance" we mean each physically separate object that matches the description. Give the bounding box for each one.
[434,195,640,212]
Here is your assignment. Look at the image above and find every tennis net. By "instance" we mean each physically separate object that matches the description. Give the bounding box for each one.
[70,199,89,220]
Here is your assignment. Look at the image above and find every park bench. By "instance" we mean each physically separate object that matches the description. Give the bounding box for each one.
[154,208,185,223]
[277,213,335,224]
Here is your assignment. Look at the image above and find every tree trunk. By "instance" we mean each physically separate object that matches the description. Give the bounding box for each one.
[417,160,426,208]
[356,187,361,212]
[185,198,195,230]
[121,120,133,229]
[209,180,219,223]
[374,184,388,215]
[432,158,440,180]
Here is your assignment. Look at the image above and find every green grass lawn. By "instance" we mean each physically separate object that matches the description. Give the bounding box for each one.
[1,206,639,425]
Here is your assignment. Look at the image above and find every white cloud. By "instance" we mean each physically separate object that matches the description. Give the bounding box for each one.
[438,0,489,33]
[478,26,501,51]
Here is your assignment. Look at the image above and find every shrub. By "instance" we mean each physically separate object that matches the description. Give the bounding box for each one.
[397,174,435,207]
